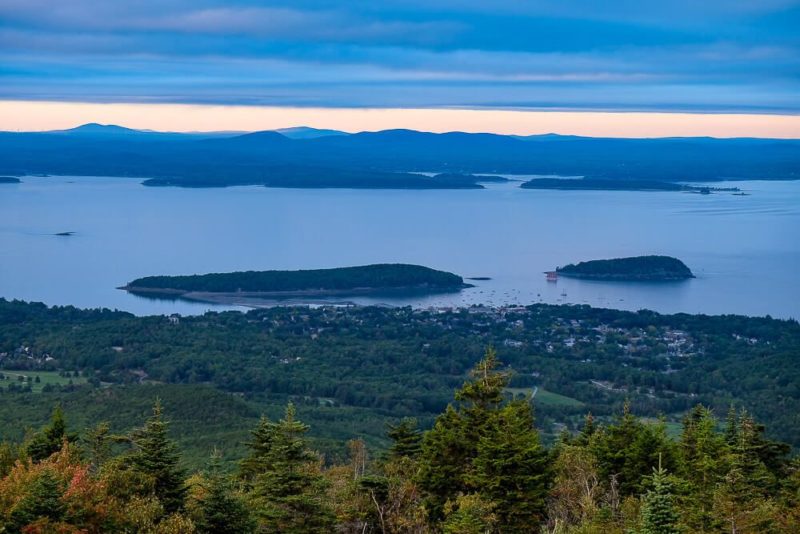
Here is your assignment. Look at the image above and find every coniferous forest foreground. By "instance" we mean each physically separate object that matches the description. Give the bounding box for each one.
[1,351,799,533]
[1,298,800,532]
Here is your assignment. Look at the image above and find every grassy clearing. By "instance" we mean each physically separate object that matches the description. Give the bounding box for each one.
[0,370,88,393]
[641,417,683,438]
[505,387,585,407]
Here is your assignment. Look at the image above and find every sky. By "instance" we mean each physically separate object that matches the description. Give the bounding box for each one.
[1,0,799,136]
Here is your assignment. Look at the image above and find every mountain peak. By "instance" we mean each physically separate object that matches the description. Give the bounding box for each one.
[49,123,144,136]
[274,126,348,139]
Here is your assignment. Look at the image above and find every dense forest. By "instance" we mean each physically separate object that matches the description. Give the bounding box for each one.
[1,298,799,464]
[556,256,694,281]
[1,351,798,533]
[124,264,467,294]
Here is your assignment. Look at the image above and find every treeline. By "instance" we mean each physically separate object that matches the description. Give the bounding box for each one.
[1,350,798,533]
[125,264,466,293]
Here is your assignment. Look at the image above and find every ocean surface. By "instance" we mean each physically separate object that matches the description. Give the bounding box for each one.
[1,176,798,319]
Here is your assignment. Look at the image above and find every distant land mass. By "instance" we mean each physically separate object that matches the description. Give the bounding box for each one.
[142,169,484,189]
[521,178,740,193]
[0,176,21,183]
[556,255,695,281]
[1,124,798,189]
[122,264,470,303]
[273,126,349,139]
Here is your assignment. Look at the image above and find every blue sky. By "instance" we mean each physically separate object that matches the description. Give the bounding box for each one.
[1,0,799,113]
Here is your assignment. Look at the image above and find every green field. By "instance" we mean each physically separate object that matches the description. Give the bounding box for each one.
[505,387,585,407]
[0,370,88,393]
[641,417,684,438]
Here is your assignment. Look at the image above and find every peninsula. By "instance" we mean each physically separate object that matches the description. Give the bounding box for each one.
[556,255,694,281]
[121,264,471,304]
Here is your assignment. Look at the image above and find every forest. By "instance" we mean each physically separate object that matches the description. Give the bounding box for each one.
[1,350,798,533]
[2,298,800,467]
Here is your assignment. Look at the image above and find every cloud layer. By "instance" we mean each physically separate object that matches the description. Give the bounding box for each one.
[1,0,799,112]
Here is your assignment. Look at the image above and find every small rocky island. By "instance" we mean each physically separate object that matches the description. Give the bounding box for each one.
[121,263,470,304]
[556,255,694,281]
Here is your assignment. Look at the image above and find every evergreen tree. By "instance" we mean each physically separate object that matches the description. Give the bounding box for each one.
[677,405,727,532]
[128,399,187,513]
[418,348,551,529]
[418,349,508,522]
[196,451,255,534]
[250,403,334,533]
[638,458,680,534]
[590,404,675,496]
[469,400,551,529]
[724,404,738,446]
[239,415,276,483]
[84,421,114,472]
[386,417,422,459]
[25,405,76,462]
[576,412,597,445]
[8,469,65,531]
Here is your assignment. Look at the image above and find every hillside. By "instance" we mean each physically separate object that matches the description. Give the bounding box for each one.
[1,298,798,450]
[1,125,798,187]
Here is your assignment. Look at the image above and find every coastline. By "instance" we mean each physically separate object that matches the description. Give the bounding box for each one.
[120,283,473,305]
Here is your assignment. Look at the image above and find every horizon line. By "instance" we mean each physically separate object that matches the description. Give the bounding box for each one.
[2,100,800,139]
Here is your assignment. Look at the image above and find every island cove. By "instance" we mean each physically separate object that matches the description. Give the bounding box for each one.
[121,264,472,306]
[555,256,694,281]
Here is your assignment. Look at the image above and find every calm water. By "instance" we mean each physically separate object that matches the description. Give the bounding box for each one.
[1,176,798,319]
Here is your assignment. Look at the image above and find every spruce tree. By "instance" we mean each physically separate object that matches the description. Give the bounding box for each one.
[576,412,596,445]
[197,451,255,534]
[239,415,276,483]
[8,469,65,531]
[639,458,680,534]
[25,405,76,462]
[128,399,187,513]
[724,404,738,446]
[418,348,551,529]
[418,349,508,522]
[677,405,727,532]
[250,403,334,533]
[470,400,551,529]
[386,417,422,459]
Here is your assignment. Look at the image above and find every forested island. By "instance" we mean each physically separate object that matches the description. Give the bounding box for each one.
[521,178,741,193]
[122,264,469,303]
[142,169,486,189]
[556,255,695,281]
[0,176,20,184]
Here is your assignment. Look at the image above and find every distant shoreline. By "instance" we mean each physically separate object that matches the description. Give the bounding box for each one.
[121,284,472,305]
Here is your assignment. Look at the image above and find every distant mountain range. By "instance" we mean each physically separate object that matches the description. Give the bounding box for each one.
[0,123,797,189]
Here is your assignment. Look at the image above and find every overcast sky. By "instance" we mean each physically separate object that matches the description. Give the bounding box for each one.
[1,0,799,134]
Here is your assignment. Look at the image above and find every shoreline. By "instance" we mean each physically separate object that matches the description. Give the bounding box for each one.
[120,283,473,305]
